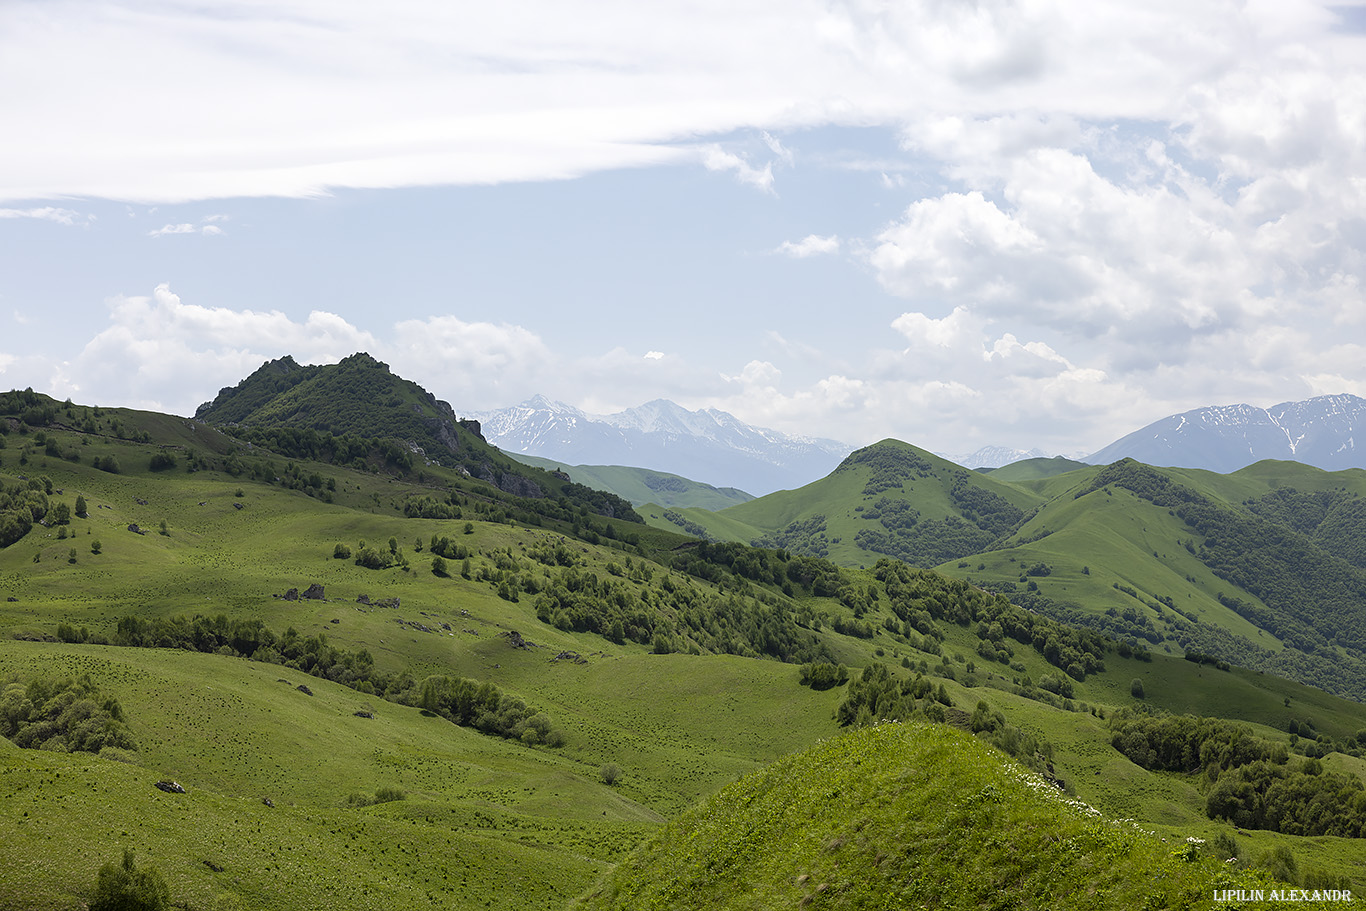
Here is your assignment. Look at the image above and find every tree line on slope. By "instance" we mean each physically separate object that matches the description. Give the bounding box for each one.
[1080,460,1366,700]
[99,615,565,746]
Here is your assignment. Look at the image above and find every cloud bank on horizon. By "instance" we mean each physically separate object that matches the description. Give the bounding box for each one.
[2,0,1365,458]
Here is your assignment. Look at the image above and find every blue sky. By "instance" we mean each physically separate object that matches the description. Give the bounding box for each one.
[3,0,1366,459]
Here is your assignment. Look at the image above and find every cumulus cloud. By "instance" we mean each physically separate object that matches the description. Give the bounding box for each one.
[149,218,225,237]
[50,284,378,412]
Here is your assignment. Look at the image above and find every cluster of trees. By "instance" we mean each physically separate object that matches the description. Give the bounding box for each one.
[233,425,403,474]
[666,541,844,600]
[751,515,830,559]
[834,444,934,495]
[856,516,998,569]
[1109,709,1366,837]
[1110,710,1283,772]
[1247,487,1366,569]
[661,509,714,541]
[418,675,564,746]
[798,661,850,690]
[948,475,1024,537]
[107,613,562,746]
[0,478,51,548]
[875,560,1109,680]
[525,559,832,663]
[0,675,137,754]
[403,494,463,519]
[0,388,58,429]
[835,662,952,727]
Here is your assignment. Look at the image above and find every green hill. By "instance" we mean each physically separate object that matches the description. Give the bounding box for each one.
[694,439,1044,566]
[574,722,1329,911]
[508,454,754,510]
[989,455,1091,482]
[193,354,639,520]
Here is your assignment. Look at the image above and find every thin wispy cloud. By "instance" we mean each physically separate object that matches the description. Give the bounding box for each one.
[0,207,91,226]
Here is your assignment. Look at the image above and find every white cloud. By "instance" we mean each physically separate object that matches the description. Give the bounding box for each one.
[776,234,840,257]
[644,350,665,360]
[149,222,223,237]
[700,146,775,193]
[50,284,378,412]
[891,306,979,350]
[4,0,1322,204]
[0,206,91,226]
[724,359,781,387]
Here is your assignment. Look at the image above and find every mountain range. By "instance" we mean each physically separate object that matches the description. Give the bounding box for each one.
[1087,394,1366,473]
[469,395,851,496]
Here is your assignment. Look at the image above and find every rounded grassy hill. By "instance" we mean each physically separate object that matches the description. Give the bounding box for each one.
[573,722,1333,911]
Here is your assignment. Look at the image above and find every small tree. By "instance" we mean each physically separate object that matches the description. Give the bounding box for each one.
[158,520,168,537]
[431,554,448,577]
[91,540,102,555]
[1130,678,1145,699]
[68,548,77,564]
[600,763,622,786]
[91,848,170,911]
[75,494,88,518]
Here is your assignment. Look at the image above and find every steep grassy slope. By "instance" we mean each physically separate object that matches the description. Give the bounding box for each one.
[573,723,1322,911]
[509,454,754,510]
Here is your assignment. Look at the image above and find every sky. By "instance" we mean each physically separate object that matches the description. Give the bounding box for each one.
[3,0,1366,460]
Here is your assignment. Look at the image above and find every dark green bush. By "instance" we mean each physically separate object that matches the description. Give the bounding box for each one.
[91,849,169,911]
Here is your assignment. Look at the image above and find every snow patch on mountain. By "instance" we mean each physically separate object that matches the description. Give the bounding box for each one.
[1088,394,1366,473]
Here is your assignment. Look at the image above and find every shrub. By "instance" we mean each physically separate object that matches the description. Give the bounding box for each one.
[333,543,352,560]
[431,554,448,577]
[1130,678,1145,699]
[600,763,622,786]
[91,849,170,911]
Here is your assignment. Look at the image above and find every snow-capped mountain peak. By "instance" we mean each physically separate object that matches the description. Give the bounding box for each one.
[1088,393,1366,472]
[468,397,851,495]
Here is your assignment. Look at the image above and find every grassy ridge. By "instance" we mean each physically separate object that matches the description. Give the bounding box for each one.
[508,455,754,510]
[573,722,1322,911]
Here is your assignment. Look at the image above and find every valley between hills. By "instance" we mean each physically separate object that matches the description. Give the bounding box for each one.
[2,355,1365,910]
